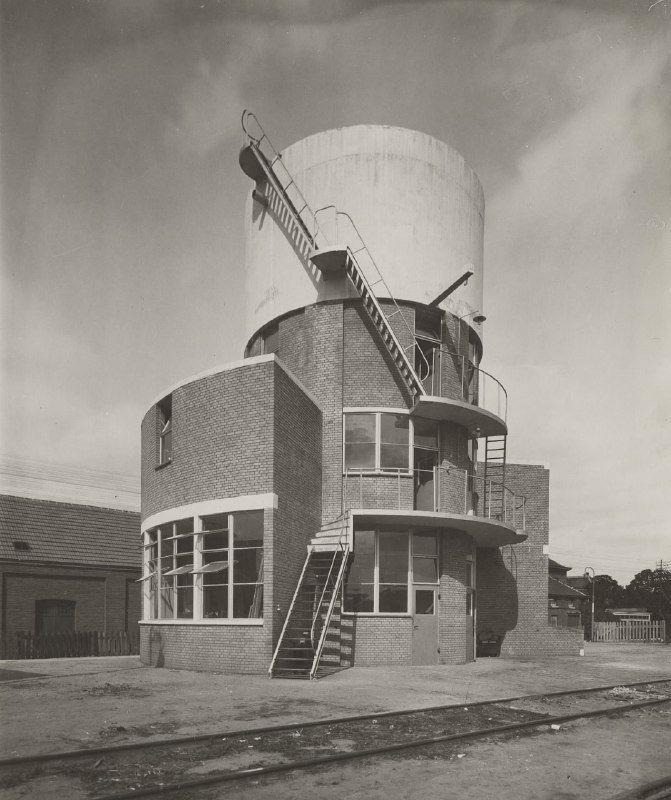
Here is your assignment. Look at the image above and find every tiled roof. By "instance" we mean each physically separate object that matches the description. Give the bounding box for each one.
[549,575,588,599]
[0,494,140,570]
[548,558,570,572]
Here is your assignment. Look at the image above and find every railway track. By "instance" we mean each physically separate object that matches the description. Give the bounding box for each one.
[2,678,670,799]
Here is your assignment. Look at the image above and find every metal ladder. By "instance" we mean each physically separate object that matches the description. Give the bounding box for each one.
[483,435,507,520]
[239,111,429,403]
[269,543,350,679]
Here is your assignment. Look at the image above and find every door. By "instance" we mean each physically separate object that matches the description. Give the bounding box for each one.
[411,532,439,665]
[465,557,476,661]
[412,587,438,665]
[414,449,438,511]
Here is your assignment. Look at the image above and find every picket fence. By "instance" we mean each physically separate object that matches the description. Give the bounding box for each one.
[593,620,666,643]
[16,630,140,659]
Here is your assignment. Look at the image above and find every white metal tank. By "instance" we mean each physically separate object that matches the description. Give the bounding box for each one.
[243,124,485,340]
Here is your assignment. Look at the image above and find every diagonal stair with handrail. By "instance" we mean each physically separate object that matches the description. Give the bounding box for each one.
[239,110,428,404]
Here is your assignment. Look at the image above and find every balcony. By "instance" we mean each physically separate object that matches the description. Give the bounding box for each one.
[342,467,526,547]
[411,348,507,437]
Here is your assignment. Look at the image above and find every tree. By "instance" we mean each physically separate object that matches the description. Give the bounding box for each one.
[623,568,671,622]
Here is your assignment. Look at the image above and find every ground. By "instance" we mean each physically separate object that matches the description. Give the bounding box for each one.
[0,643,669,799]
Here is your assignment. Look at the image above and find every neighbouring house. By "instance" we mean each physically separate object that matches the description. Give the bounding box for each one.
[139,115,585,677]
[0,494,141,659]
[548,559,587,628]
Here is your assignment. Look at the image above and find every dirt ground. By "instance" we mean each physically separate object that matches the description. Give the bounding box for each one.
[1,643,670,799]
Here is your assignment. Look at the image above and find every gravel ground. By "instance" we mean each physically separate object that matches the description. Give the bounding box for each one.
[0,643,669,799]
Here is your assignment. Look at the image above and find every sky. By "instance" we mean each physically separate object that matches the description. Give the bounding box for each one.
[1,0,669,585]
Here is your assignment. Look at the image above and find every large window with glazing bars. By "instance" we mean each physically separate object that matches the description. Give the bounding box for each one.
[344,412,411,472]
[142,510,264,621]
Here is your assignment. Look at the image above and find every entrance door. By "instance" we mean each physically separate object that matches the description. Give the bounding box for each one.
[465,557,476,661]
[412,586,438,665]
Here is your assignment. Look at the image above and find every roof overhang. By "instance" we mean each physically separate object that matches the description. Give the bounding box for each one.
[411,396,507,437]
[349,509,526,547]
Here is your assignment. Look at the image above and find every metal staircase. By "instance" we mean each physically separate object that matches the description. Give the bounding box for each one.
[240,110,428,403]
[483,435,507,520]
[269,544,349,680]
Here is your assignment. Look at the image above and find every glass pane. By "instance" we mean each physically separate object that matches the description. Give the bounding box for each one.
[348,530,375,584]
[415,310,442,340]
[203,572,228,586]
[234,584,263,618]
[177,587,193,618]
[176,536,193,555]
[413,418,439,450]
[203,586,228,618]
[233,510,264,546]
[344,583,374,612]
[379,532,408,583]
[413,557,438,583]
[264,325,279,354]
[379,585,408,613]
[345,413,376,442]
[175,518,193,536]
[380,444,409,470]
[416,589,435,615]
[345,443,376,469]
[465,562,473,588]
[235,548,264,583]
[413,532,438,556]
[159,585,174,618]
[202,530,228,552]
[201,513,229,533]
[380,414,409,445]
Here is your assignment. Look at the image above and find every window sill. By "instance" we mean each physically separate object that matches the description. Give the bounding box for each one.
[341,612,412,618]
[155,460,172,471]
[343,470,413,477]
[140,618,263,626]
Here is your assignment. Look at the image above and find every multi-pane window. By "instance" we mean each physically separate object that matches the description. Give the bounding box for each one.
[344,530,440,615]
[158,519,194,619]
[142,510,264,621]
[158,395,172,465]
[343,412,410,472]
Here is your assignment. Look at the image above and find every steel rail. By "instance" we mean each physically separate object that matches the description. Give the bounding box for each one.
[1,677,669,768]
[90,694,671,800]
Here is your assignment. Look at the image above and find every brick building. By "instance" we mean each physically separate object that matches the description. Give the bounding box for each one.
[139,116,583,675]
[547,559,586,629]
[0,494,141,658]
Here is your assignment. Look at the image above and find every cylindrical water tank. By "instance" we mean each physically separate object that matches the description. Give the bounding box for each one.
[244,125,485,341]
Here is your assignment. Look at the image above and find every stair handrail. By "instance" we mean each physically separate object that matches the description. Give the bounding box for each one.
[432,348,508,421]
[241,109,318,249]
[268,546,314,676]
[309,542,350,680]
[310,548,340,648]
[336,211,430,388]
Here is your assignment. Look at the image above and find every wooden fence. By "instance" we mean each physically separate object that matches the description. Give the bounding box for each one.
[15,630,140,659]
[593,620,666,643]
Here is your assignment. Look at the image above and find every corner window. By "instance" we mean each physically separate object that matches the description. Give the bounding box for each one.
[344,412,410,472]
[142,509,264,622]
[158,395,172,465]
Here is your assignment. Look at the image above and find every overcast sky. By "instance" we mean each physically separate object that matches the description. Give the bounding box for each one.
[1,0,669,585]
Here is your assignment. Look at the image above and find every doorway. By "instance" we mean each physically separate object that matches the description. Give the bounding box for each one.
[411,532,439,665]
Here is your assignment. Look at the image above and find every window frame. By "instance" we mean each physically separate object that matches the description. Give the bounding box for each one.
[157,395,173,466]
[344,411,434,475]
[141,509,264,624]
[343,529,440,616]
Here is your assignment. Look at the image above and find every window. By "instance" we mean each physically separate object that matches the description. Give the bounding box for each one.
[568,599,576,609]
[550,615,558,626]
[345,529,409,613]
[550,598,558,608]
[142,510,264,622]
[263,323,279,355]
[158,395,172,465]
[415,309,442,394]
[343,412,410,472]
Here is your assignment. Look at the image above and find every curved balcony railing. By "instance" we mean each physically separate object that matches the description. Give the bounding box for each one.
[415,348,508,423]
[343,466,526,530]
